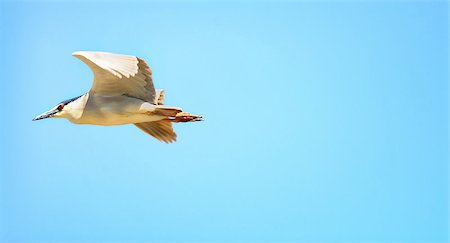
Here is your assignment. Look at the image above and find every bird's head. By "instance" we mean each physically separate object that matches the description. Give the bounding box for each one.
[33,95,84,121]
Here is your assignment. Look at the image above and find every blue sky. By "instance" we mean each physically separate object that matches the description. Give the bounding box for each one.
[0,1,448,242]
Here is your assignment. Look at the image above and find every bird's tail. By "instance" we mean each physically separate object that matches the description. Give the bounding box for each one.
[152,89,202,122]
[155,89,165,105]
[153,106,182,117]
[136,90,202,143]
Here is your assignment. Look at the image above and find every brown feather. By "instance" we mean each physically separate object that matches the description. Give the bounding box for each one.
[134,120,177,143]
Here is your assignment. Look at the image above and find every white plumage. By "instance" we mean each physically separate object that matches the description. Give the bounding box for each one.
[33,51,202,143]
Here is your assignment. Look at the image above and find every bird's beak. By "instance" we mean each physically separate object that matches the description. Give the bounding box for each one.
[32,109,58,121]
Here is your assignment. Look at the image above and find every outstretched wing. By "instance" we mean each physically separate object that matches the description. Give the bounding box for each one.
[72,51,156,103]
[135,120,177,143]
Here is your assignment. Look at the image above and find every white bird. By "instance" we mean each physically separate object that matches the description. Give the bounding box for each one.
[33,51,202,143]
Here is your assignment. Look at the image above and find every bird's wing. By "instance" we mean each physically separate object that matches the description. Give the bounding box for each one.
[72,51,156,103]
[135,120,177,143]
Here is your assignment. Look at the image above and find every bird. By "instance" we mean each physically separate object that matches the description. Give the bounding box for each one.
[33,51,202,143]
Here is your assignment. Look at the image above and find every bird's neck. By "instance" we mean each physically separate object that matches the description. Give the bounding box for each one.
[63,93,90,121]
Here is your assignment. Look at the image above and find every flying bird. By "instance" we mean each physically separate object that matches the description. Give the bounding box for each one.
[33,51,202,143]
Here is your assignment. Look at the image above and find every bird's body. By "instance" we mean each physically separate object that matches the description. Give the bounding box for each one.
[64,92,166,125]
[33,51,202,143]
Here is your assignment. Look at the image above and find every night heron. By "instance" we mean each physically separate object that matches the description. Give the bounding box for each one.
[33,51,202,143]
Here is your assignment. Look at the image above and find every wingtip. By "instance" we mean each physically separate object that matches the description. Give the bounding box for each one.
[72,51,82,56]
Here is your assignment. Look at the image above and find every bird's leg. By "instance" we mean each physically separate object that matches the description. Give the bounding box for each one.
[166,112,203,122]
[139,103,181,117]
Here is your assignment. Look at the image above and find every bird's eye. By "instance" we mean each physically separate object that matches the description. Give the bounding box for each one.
[57,104,64,111]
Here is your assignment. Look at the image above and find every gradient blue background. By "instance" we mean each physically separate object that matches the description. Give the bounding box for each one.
[0,1,448,242]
